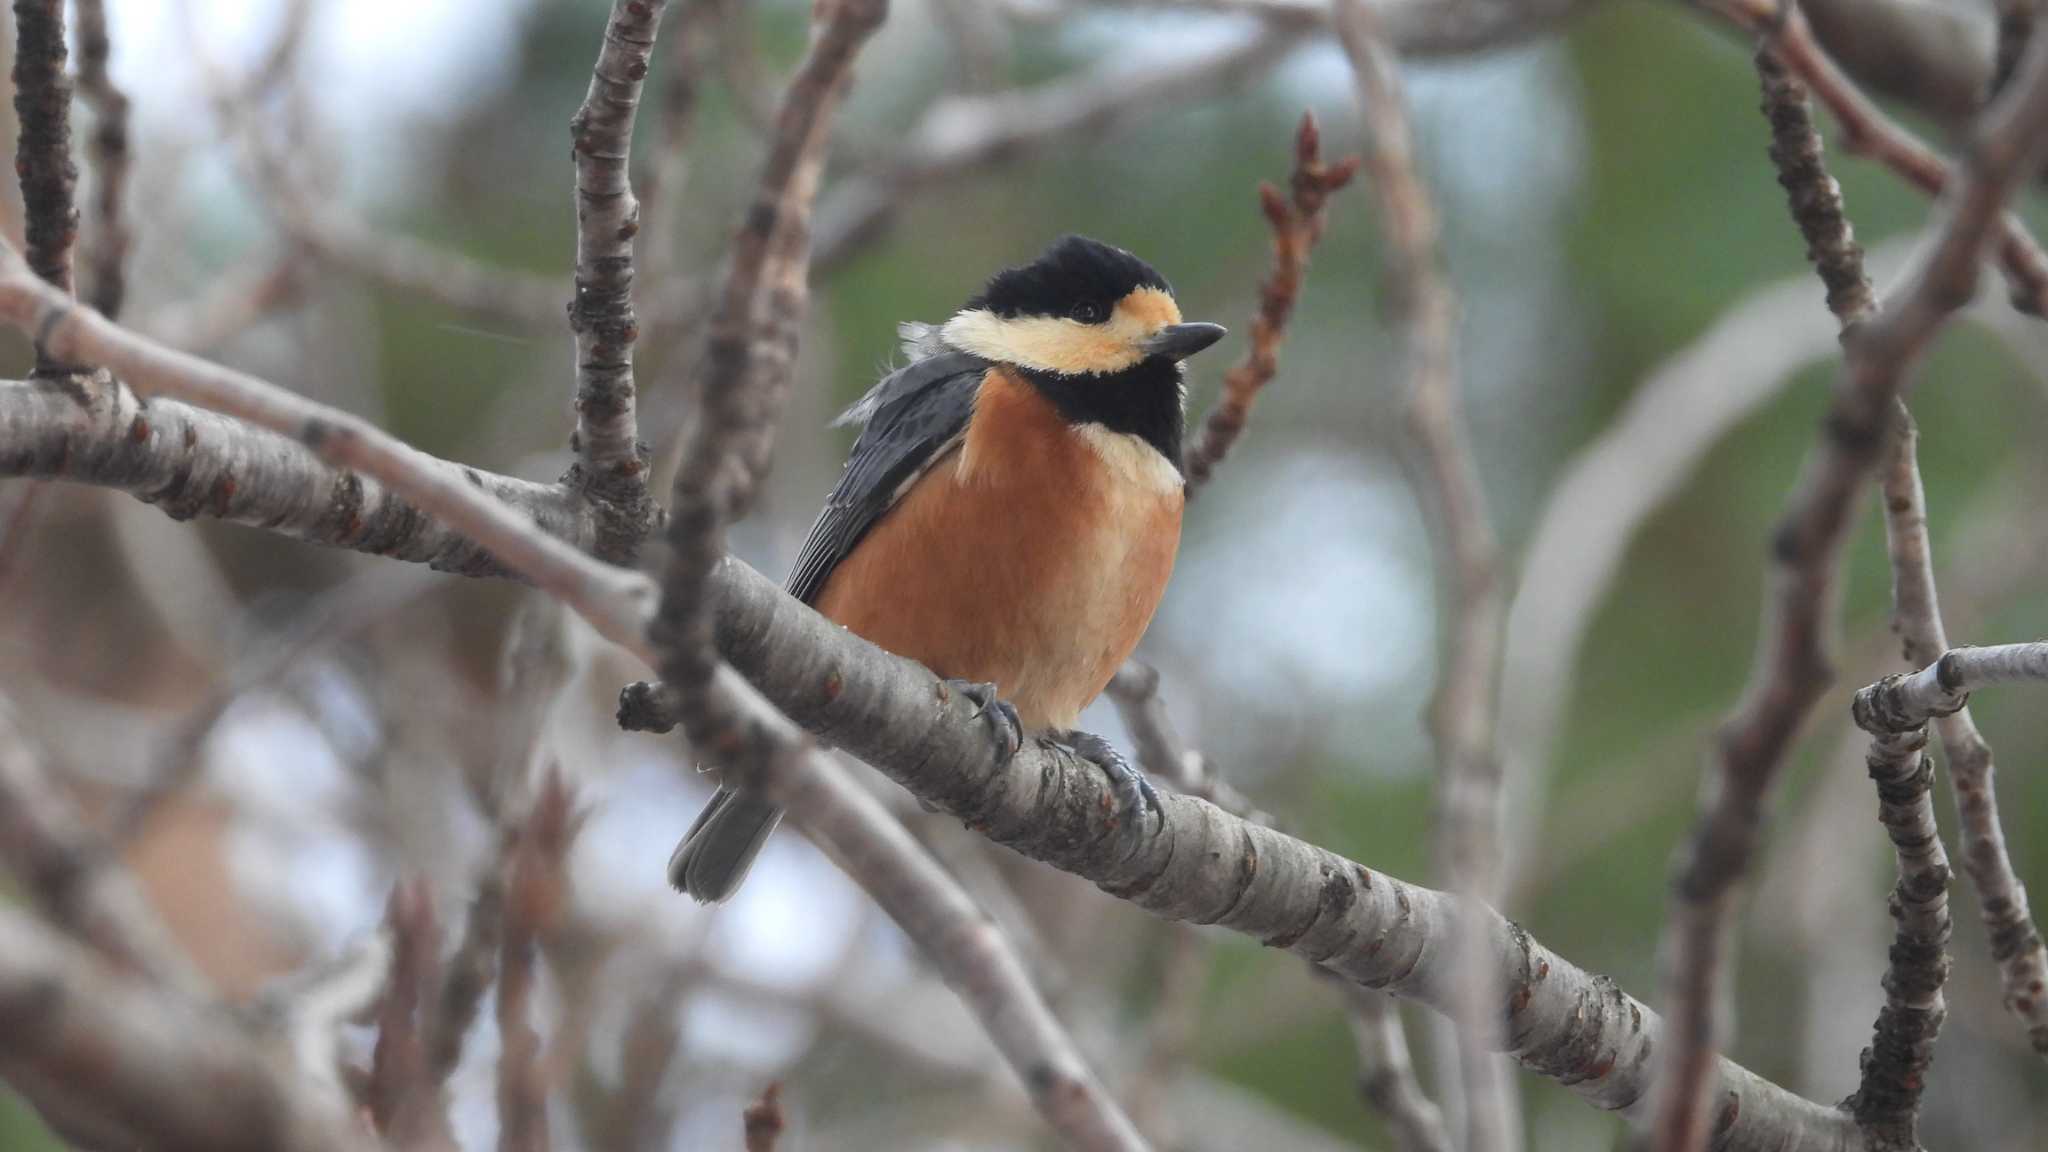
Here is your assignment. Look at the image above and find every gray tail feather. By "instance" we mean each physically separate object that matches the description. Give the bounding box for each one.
[669,786,783,903]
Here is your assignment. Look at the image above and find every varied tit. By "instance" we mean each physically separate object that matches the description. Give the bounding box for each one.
[671,234,1227,903]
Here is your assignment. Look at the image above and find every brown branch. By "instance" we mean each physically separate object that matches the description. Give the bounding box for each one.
[1335,5,1515,1148]
[1650,21,2048,1152]
[1710,0,2048,316]
[1183,112,1357,493]
[0,905,369,1152]
[12,0,79,375]
[1755,46,1875,331]
[429,869,505,1084]
[743,1081,786,1152]
[71,0,130,320]
[1866,413,2048,1057]
[368,878,456,1150]
[566,0,667,548]
[498,770,578,1152]
[1836,408,1954,1144]
[654,0,887,748]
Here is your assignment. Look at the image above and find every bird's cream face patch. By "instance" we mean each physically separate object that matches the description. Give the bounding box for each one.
[941,287,1185,376]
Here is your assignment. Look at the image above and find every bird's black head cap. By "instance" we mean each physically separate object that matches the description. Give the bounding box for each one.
[966,235,1171,320]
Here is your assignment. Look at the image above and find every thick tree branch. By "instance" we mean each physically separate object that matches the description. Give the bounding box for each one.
[0,372,595,578]
[1868,412,2048,1057]
[1650,20,2048,1152]
[1336,4,1514,1147]
[702,555,1862,1150]
[71,0,131,320]
[566,0,667,545]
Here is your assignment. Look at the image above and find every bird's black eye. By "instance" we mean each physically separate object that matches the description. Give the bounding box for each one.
[1069,300,1107,324]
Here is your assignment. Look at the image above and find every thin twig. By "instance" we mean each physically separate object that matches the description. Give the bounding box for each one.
[654,0,888,745]
[566,0,668,550]
[498,770,578,1152]
[1867,412,2048,1057]
[1339,983,1454,1152]
[1183,112,1358,493]
[743,1082,786,1152]
[1334,5,1514,1149]
[1710,0,2048,316]
[1755,45,1875,331]
[1835,407,1953,1145]
[70,0,131,320]
[368,878,457,1149]
[1105,662,1270,824]
[429,870,505,1085]
[1650,22,2048,1152]
[11,0,79,375]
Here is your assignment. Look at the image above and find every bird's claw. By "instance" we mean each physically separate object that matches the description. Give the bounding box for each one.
[1044,729,1162,854]
[943,679,1023,763]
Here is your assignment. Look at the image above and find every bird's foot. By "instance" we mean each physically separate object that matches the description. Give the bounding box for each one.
[1043,729,1162,853]
[942,679,1023,763]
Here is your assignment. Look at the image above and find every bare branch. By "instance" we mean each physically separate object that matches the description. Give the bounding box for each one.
[1711,0,2048,316]
[1339,983,1454,1152]
[1868,412,2048,1057]
[0,247,661,649]
[1335,4,1514,1147]
[744,1081,786,1152]
[1836,409,1952,1145]
[655,0,886,739]
[566,0,668,544]
[12,0,79,373]
[1755,46,1876,330]
[1183,112,1357,493]
[369,878,457,1149]
[1105,662,1270,824]
[0,904,364,1152]
[1650,20,2048,1152]
[70,0,131,320]
[498,771,578,1152]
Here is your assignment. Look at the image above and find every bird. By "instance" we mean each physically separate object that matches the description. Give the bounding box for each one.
[670,234,1227,903]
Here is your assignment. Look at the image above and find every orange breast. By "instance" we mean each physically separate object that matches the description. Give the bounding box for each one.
[811,368,1184,730]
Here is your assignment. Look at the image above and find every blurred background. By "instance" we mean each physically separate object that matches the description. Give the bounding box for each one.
[2,0,2046,1148]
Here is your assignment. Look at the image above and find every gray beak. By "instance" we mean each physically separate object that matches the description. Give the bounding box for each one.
[1144,322,1227,361]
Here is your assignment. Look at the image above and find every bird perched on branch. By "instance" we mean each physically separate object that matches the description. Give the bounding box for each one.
[671,235,1226,902]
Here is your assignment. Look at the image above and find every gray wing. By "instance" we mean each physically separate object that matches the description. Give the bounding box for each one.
[785,352,987,605]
